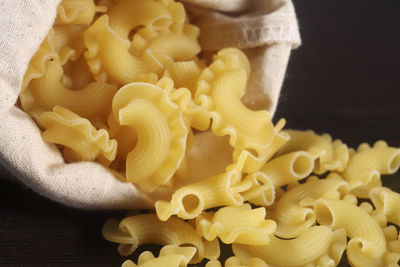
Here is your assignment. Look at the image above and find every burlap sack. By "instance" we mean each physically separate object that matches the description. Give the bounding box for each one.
[0,0,300,209]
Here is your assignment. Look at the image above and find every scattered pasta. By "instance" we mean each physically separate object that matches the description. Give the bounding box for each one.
[233,226,347,267]
[102,214,205,263]
[19,0,400,266]
[121,245,197,267]
[195,204,276,245]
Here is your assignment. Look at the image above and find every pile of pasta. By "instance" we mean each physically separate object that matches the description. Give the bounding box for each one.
[19,0,400,266]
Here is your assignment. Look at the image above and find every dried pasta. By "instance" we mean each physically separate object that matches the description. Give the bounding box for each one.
[107,114,137,160]
[255,151,314,188]
[156,77,210,131]
[84,0,200,85]
[51,25,86,64]
[121,245,196,267]
[195,204,276,245]
[370,187,400,227]
[107,0,173,38]
[231,126,290,174]
[31,59,117,119]
[84,15,165,84]
[195,48,286,172]
[342,141,400,197]
[155,167,251,221]
[19,1,400,266]
[55,0,105,25]
[164,60,204,94]
[277,130,350,174]
[314,198,386,260]
[102,214,205,263]
[233,226,347,267]
[20,36,55,121]
[206,257,269,267]
[240,171,275,207]
[112,82,188,192]
[271,174,353,238]
[39,106,117,162]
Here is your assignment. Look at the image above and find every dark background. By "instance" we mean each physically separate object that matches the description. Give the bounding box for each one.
[1,1,400,266]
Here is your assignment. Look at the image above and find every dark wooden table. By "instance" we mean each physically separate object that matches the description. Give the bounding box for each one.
[1,1,400,266]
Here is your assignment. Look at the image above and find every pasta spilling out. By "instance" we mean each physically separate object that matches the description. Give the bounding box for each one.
[195,48,287,173]
[20,0,400,266]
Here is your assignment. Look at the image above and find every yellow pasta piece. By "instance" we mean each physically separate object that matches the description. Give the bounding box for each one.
[231,125,290,173]
[346,206,400,266]
[164,60,204,94]
[256,151,314,188]
[345,225,400,267]
[233,226,346,267]
[102,214,204,263]
[383,225,400,260]
[202,238,221,262]
[347,249,400,267]
[31,59,116,119]
[84,0,200,85]
[155,168,251,221]
[84,15,165,84]
[195,47,284,172]
[342,141,400,198]
[39,106,117,162]
[205,260,222,267]
[112,82,188,192]
[55,0,105,25]
[20,37,54,121]
[107,114,137,161]
[107,0,173,39]
[370,187,400,227]
[121,245,196,267]
[21,34,54,92]
[22,24,86,89]
[196,204,276,245]
[132,28,201,61]
[155,77,210,131]
[21,26,107,121]
[237,151,314,209]
[271,174,353,238]
[21,26,89,120]
[314,198,386,260]
[206,257,269,267]
[277,130,350,174]
[126,0,198,48]
[240,171,275,207]
[51,25,86,64]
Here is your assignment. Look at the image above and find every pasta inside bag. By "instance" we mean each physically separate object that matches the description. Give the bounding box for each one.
[0,0,300,209]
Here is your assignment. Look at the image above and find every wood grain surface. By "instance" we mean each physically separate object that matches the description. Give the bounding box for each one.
[1,1,400,266]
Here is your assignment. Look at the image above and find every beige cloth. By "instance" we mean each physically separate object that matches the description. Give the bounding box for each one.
[0,0,300,209]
